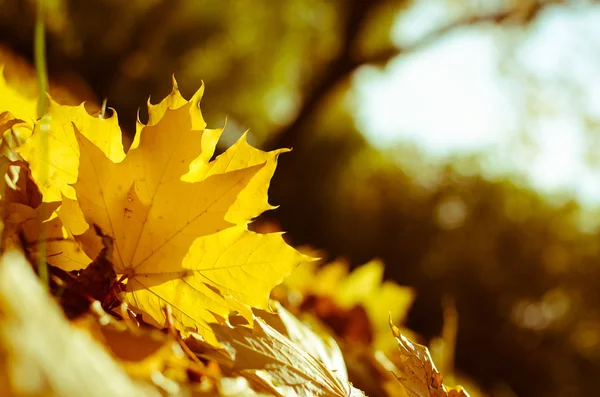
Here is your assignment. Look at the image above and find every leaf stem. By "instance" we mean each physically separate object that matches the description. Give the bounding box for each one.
[35,0,48,116]
[34,0,49,286]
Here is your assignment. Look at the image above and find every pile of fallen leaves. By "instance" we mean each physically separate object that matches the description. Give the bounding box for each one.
[0,68,470,397]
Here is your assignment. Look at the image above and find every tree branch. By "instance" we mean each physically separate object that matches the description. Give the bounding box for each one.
[262,0,382,151]
[262,0,568,151]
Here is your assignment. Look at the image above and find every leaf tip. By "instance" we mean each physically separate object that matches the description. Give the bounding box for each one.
[389,313,401,338]
[171,74,179,92]
[190,80,205,107]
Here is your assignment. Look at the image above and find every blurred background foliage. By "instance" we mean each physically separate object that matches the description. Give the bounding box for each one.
[1,0,600,396]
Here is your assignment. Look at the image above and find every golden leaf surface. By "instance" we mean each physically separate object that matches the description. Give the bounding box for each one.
[389,321,470,397]
[337,260,415,350]
[209,315,365,397]
[16,98,125,202]
[73,312,191,384]
[270,303,348,383]
[285,259,414,350]
[183,132,284,223]
[0,249,157,397]
[3,201,94,271]
[73,85,307,338]
[0,66,37,125]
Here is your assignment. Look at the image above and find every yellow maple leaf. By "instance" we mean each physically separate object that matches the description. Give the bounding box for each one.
[0,66,36,210]
[206,314,365,397]
[270,302,348,382]
[3,201,94,272]
[131,78,220,161]
[0,111,34,209]
[183,131,283,223]
[73,85,308,340]
[284,259,415,351]
[16,97,126,202]
[0,66,37,126]
[336,259,414,350]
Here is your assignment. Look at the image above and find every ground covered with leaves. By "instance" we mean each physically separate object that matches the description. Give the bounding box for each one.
[0,70,470,397]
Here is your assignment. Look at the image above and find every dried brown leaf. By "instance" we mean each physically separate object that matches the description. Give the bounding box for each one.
[389,319,470,397]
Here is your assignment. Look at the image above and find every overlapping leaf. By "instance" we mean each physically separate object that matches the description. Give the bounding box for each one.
[270,303,348,382]
[207,314,365,397]
[16,98,125,202]
[0,66,37,125]
[284,259,414,350]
